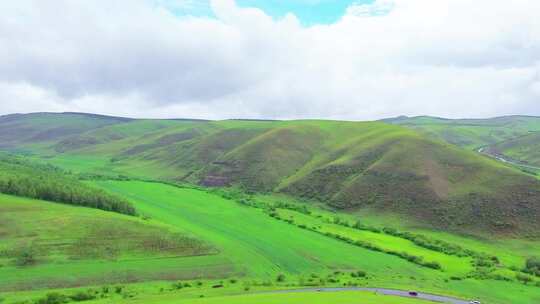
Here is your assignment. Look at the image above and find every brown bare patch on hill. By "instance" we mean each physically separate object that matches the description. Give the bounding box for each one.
[423,159,450,200]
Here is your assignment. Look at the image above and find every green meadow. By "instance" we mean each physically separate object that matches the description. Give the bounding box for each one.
[1,180,540,303]
[1,113,540,304]
[88,291,430,304]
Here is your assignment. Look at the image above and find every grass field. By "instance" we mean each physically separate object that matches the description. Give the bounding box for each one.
[489,132,540,167]
[2,113,540,304]
[3,285,434,304]
[92,181,426,278]
[385,115,540,150]
[90,181,539,304]
[1,181,540,303]
[6,116,540,236]
[87,291,431,304]
[0,193,229,292]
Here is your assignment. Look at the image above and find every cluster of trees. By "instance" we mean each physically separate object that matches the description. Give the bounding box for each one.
[524,257,540,277]
[35,291,96,304]
[0,154,135,216]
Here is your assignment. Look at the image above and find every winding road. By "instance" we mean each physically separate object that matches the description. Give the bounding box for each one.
[266,287,473,303]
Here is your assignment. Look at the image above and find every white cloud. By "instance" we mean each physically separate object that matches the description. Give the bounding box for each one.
[0,0,539,119]
[347,0,395,17]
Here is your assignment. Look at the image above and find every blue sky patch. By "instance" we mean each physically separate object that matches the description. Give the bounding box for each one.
[162,0,376,25]
[236,0,374,25]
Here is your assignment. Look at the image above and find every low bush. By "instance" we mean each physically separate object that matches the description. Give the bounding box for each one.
[172,282,183,290]
[35,293,68,304]
[524,257,540,276]
[69,291,96,302]
[15,246,37,266]
[351,270,366,278]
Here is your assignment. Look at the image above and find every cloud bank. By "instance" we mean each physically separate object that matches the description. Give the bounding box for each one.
[1,0,539,120]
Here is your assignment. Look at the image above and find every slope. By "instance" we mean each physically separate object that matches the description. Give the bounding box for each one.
[384,115,540,150]
[91,180,540,304]
[488,132,540,167]
[1,114,540,235]
[0,112,130,151]
[194,122,540,236]
[0,193,216,291]
[0,153,135,215]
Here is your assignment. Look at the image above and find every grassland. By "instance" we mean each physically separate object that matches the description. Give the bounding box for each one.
[489,132,540,167]
[384,115,540,150]
[1,181,539,303]
[1,113,540,303]
[3,284,434,304]
[0,153,135,215]
[87,290,431,304]
[3,114,540,236]
[91,181,540,304]
[0,193,222,292]
[0,113,129,151]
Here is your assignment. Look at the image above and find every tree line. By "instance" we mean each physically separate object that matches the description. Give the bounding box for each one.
[0,154,135,215]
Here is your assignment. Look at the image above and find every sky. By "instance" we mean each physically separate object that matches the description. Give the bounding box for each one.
[1,0,539,120]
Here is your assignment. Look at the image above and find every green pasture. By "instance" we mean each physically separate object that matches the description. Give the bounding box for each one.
[92,181,429,278]
[0,193,232,291]
[275,209,474,276]
[91,291,430,304]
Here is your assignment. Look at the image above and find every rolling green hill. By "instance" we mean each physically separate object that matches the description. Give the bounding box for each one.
[1,113,540,304]
[0,193,215,291]
[384,115,540,150]
[488,132,540,167]
[2,180,539,304]
[0,153,135,215]
[1,113,540,236]
[0,112,130,151]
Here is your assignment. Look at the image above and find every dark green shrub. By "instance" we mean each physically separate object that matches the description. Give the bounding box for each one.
[35,293,68,304]
[525,257,540,276]
[15,246,37,266]
[355,270,367,278]
[70,291,96,301]
[276,274,286,282]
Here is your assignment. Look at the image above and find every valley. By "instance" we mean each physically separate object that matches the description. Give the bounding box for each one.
[0,113,539,304]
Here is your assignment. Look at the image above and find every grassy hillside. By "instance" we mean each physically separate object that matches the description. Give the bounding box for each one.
[0,112,130,151]
[0,153,135,215]
[82,181,540,303]
[3,180,539,304]
[1,114,540,235]
[384,115,540,150]
[0,193,216,291]
[489,132,540,167]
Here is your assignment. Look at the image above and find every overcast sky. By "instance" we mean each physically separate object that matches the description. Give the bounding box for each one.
[1,0,539,120]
